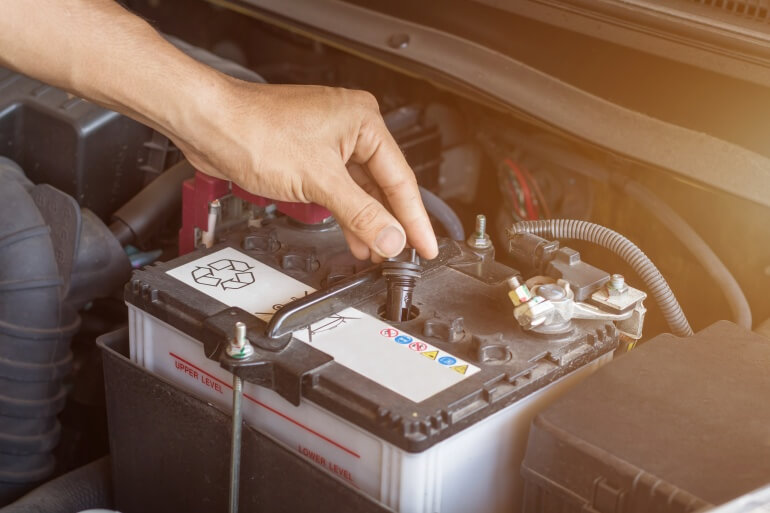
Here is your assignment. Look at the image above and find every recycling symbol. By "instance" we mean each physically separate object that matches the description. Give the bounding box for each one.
[191,258,255,290]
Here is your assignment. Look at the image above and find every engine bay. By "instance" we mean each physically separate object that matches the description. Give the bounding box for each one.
[0,1,769,512]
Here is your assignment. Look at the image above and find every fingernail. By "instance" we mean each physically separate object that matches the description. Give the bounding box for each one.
[374,225,405,257]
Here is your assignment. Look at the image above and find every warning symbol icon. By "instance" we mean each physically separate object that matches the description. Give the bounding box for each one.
[450,364,468,375]
[421,350,439,360]
[191,258,255,290]
[408,341,428,352]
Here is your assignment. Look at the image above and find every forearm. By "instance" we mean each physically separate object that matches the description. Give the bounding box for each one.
[0,0,437,259]
[0,0,225,143]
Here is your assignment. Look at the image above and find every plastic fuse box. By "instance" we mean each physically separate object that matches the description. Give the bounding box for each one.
[125,222,617,513]
[521,321,770,513]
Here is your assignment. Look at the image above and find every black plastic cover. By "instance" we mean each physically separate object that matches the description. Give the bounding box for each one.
[521,321,770,513]
[0,68,155,219]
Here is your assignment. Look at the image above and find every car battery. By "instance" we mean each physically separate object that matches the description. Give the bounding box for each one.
[125,218,618,513]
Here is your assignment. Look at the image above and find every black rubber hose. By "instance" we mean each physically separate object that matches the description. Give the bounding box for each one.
[621,180,752,330]
[419,186,465,241]
[0,166,77,504]
[0,457,112,513]
[110,159,196,245]
[511,219,694,337]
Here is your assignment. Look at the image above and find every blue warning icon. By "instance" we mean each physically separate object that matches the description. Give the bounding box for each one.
[438,356,457,366]
[394,335,413,345]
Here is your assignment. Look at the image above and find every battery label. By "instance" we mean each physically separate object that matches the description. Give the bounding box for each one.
[166,247,479,402]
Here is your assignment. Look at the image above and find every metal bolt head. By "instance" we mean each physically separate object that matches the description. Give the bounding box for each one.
[507,276,523,289]
[226,344,254,359]
[537,283,567,301]
[607,273,629,297]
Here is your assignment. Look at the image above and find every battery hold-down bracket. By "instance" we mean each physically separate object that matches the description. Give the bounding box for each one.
[208,309,327,406]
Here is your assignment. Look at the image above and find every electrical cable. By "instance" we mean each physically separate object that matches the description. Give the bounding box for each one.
[506,137,752,330]
[504,158,538,219]
[511,219,694,337]
[506,179,524,219]
[518,164,551,219]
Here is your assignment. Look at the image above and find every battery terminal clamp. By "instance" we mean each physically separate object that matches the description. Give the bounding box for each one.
[507,276,554,330]
[507,275,647,339]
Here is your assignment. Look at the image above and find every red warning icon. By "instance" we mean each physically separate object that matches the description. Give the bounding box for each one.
[380,328,399,338]
[408,341,428,352]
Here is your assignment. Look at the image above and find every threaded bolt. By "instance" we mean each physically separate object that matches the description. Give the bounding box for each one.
[475,215,487,237]
[235,322,247,347]
[467,213,492,250]
[227,321,254,359]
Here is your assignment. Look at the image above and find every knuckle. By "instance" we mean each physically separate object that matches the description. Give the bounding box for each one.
[381,175,417,197]
[355,90,379,110]
[349,201,383,234]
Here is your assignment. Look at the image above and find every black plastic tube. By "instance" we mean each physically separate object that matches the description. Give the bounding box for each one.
[512,219,694,337]
[110,159,196,245]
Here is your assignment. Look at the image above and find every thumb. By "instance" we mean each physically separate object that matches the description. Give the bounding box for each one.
[315,165,406,258]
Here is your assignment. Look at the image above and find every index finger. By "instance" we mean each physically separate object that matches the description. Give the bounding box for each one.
[351,114,439,259]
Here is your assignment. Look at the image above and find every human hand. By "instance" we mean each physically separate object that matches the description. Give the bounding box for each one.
[175,79,438,261]
[0,1,437,260]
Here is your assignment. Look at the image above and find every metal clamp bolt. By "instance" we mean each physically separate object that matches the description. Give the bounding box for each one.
[607,273,629,297]
[466,214,492,250]
[227,321,251,513]
[226,321,254,359]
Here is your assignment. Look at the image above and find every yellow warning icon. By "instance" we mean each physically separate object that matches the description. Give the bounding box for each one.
[450,364,468,375]
[421,350,438,360]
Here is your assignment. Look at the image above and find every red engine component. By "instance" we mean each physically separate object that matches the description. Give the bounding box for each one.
[230,184,332,225]
[179,172,332,255]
